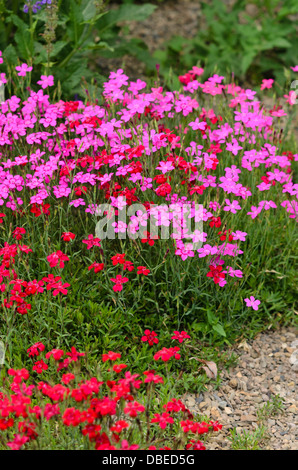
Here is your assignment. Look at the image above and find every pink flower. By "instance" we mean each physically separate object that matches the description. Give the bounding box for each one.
[7,434,29,450]
[290,66,298,72]
[110,275,129,292]
[260,79,274,90]
[82,234,101,250]
[244,296,261,311]
[223,199,241,214]
[247,205,262,219]
[37,75,54,89]
[47,251,70,269]
[284,90,297,106]
[15,63,33,77]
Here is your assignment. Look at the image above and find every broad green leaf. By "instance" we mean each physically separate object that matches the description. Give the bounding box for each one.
[96,3,156,33]
[82,0,97,21]
[212,324,226,337]
[2,44,18,66]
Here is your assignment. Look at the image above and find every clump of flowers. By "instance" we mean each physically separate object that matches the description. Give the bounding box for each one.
[0,342,222,450]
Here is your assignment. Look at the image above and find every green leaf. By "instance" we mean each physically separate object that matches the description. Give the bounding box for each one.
[82,0,97,21]
[212,324,226,337]
[96,3,156,32]
[50,41,69,57]
[241,52,256,74]
[14,30,32,61]
[2,44,18,66]
[206,309,216,326]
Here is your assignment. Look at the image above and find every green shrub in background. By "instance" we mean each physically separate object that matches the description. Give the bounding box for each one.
[0,0,156,98]
[153,0,298,91]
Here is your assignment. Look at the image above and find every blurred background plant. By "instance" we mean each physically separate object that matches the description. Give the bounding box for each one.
[0,0,156,98]
[152,0,298,91]
[0,0,297,97]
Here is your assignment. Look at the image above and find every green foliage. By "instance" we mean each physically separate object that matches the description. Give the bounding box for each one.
[228,425,269,450]
[257,394,285,421]
[0,0,156,98]
[153,0,298,89]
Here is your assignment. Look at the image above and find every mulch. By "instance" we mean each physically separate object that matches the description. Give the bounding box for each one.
[183,326,297,450]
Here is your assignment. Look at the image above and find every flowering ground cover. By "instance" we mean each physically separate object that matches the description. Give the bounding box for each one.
[0,54,297,449]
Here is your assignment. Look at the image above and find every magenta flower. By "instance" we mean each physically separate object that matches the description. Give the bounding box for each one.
[15,63,33,77]
[223,199,241,214]
[260,79,274,90]
[244,296,261,311]
[171,331,191,343]
[284,91,297,106]
[37,75,54,89]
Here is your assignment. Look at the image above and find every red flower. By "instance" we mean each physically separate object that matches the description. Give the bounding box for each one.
[61,373,75,385]
[209,216,221,228]
[12,227,26,240]
[163,399,187,413]
[111,253,126,266]
[88,262,104,273]
[27,342,45,357]
[30,203,50,217]
[154,347,181,362]
[137,266,150,276]
[61,232,75,242]
[143,371,163,384]
[51,281,70,296]
[110,420,129,433]
[66,347,85,362]
[189,185,206,195]
[7,434,29,450]
[74,185,88,196]
[47,251,70,269]
[209,420,223,431]
[124,401,145,418]
[141,230,158,246]
[156,183,172,197]
[171,331,191,343]
[141,330,159,346]
[151,412,174,429]
[110,275,129,292]
[32,360,48,374]
[218,229,233,242]
[82,234,101,250]
[44,403,61,421]
[206,265,225,284]
[45,349,64,361]
[102,351,121,362]
[186,439,206,450]
[113,364,127,373]
[62,407,83,427]
[7,368,30,383]
[123,260,134,271]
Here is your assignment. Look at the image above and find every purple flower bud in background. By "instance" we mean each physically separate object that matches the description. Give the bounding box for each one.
[23,0,52,14]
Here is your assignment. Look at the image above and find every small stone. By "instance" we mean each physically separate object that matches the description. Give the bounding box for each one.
[229,378,238,388]
[186,396,196,407]
[240,414,257,422]
[224,407,233,414]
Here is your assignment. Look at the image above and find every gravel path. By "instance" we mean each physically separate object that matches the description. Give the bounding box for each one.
[183,327,298,450]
